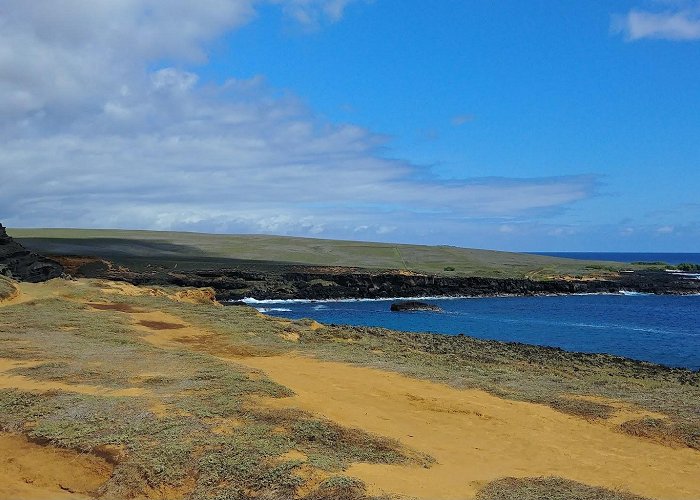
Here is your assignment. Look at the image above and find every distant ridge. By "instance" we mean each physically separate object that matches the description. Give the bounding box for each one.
[10,227,625,278]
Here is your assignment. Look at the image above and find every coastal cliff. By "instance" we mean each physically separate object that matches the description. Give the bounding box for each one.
[51,257,700,300]
[0,224,63,282]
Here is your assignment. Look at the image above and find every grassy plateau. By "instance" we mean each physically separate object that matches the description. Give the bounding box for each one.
[9,227,633,278]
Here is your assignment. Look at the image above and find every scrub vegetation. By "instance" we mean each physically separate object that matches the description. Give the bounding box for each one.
[475,477,650,500]
[0,278,695,499]
[0,282,414,499]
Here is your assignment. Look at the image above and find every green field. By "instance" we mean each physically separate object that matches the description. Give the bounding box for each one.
[10,228,627,278]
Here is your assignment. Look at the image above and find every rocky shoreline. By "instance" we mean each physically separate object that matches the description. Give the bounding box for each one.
[50,255,700,301]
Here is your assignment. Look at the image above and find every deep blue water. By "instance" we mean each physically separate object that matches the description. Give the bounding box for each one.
[246,295,700,370]
[531,252,700,265]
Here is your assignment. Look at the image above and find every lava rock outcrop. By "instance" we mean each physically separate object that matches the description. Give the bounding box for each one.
[390,301,443,312]
[0,224,63,282]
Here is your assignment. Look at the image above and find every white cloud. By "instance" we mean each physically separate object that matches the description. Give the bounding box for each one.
[0,1,597,243]
[273,0,366,27]
[614,2,700,41]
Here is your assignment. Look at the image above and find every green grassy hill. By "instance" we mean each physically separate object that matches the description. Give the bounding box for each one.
[10,228,625,278]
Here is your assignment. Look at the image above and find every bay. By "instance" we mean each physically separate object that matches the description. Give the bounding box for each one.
[246,294,700,370]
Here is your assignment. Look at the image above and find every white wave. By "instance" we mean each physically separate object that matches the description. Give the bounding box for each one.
[233,290,696,305]
[237,294,589,304]
[255,307,292,313]
[241,298,313,304]
[240,295,469,305]
[619,290,653,296]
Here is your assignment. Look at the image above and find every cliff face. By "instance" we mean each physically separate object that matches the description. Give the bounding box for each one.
[60,257,700,300]
[0,224,63,282]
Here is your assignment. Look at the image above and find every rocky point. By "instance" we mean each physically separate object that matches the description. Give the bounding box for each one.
[0,223,63,282]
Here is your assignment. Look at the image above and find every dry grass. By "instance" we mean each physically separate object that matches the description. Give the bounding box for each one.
[475,477,650,500]
[0,283,418,499]
[1,279,698,499]
[620,417,700,449]
[546,397,615,421]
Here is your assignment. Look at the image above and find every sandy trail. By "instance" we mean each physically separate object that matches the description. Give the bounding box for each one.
[0,434,111,500]
[240,354,700,500]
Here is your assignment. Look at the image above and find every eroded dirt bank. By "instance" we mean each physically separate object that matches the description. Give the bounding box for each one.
[0,434,111,500]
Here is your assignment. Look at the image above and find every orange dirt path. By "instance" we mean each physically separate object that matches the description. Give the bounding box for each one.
[240,354,700,500]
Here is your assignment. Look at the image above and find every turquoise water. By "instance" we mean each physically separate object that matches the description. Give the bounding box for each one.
[245,294,700,370]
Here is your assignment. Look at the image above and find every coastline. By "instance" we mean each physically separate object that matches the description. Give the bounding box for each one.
[239,295,700,372]
[238,290,700,304]
[52,261,700,301]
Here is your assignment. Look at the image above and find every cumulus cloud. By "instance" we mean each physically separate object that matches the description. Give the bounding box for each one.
[614,1,700,41]
[0,1,596,242]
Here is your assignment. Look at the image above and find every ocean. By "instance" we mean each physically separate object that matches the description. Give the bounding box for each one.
[245,294,700,370]
[530,252,700,265]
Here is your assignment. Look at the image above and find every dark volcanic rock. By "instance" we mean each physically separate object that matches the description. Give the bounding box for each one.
[0,224,63,282]
[61,261,700,301]
[390,301,442,312]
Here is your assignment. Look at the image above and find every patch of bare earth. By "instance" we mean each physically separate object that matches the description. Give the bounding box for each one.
[0,433,111,500]
[237,354,700,500]
[88,302,144,313]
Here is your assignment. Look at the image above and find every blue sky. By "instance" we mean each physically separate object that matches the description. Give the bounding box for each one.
[1,0,699,251]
